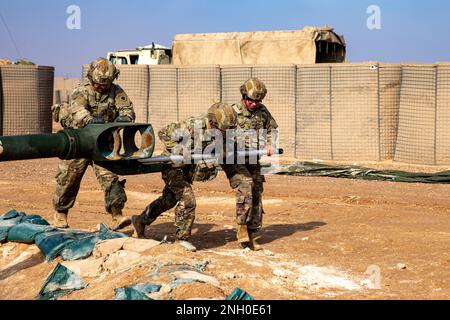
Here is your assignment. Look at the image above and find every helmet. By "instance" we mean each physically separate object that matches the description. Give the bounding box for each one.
[87,57,119,85]
[240,78,267,101]
[207,102,237,131]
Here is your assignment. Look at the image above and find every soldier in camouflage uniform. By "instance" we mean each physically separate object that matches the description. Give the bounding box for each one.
[224,78,278,250]
[52,57,136,230]
[132,103,237,247]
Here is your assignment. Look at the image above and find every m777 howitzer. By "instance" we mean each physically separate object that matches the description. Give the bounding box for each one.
[0,123,283,175]
[0,123,166,175]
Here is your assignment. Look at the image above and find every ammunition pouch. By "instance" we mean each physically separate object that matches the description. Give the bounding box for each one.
[192,159,218,182]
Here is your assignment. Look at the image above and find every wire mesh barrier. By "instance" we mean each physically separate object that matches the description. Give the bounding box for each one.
[436,63,450,164]
[331,63,380,160]
[37,66,54,134]
[177,65,221,120]
[395,63,450,165]
[148,66,179,151]
[252,65,297,156]
[221,65,252,105]
[379,64,402,160]
[295,63,402,161]
[114,65,149,123]
[395,64,438,164]
[3,63,450,165]
[296,65,332,160]
[0,65,54,136]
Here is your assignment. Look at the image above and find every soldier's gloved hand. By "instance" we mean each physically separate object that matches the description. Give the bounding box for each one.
[115,116,132,123]
[88,117,104,124]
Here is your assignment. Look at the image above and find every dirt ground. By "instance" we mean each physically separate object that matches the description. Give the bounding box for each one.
[1,158,450,300]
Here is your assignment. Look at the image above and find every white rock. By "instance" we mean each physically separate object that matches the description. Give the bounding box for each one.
[62,257,105,278]
[273,268,289,278]
[122,238,160,253]
[93,238,128,258]
[396,263,407,270]
[103,250,144,273]
[171,270,220,287]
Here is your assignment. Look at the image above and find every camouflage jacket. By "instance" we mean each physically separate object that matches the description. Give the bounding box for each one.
[62,81,136,128]
[159,115,218,182]
[232,102,279,148]
[159,115,210,156]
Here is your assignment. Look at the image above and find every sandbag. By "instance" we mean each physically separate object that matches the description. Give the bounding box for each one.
[35,230,87,261]
[114,283,160,300]
[226,288,254,300]
[7,223,56,243]
[36,263,88,300]
[114,287,153,300]
[0,209,26,220]
[21,214,49,225]
[0,210,25,227]
[0,226,10,243]
[60,223,128,261]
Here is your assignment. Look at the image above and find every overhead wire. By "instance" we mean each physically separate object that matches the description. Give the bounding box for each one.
[0,8,22,59]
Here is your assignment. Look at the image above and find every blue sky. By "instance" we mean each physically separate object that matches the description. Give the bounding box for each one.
[0,0,449,76]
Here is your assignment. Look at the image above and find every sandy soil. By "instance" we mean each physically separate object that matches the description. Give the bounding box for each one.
[1,158,450,300]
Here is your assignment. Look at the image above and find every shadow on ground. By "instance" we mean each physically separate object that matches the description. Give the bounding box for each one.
[141,221,326,250]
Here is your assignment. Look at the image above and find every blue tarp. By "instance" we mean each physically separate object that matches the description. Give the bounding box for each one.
[36,263,88,300]
[35,231,82,261]
[7,223,56,243]
[114,283,160,300]
[0,210,27,243]
[60,223,128,261]
[0,209,26,221]
[226,288,254,300]
[1,210,128,261]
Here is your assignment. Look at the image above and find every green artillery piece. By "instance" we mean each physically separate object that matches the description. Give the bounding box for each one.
[0,123,169,175]
[0,123,283,175]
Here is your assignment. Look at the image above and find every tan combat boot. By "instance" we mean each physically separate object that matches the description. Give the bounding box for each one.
[54,210,69,229]
[248,231,262,251]
[111,206,131,231]
[131,215,146,239]
[236,224,250,248]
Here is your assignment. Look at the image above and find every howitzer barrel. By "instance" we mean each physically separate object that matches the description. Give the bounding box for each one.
[0,123,155,163]
[0,132,69,161]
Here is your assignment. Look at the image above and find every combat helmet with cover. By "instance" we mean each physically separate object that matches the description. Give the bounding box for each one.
[207,102,238,131]
[87,57,119,85]
[240,78,267,101]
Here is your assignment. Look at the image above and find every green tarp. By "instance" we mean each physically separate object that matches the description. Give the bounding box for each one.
[114,283,160,300]
[60,223,128,261]
[1,210,128,261]
[271,162,450,184]
[7,223,56,243]
[226,288,254,300]
[37,263,88,300]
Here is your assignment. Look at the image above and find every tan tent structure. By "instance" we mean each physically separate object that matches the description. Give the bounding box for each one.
[172,26,346,65]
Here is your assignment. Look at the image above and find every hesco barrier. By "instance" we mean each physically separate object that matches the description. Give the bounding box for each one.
[295,63,401,161]
[148,66,178,151]
[0,65,54,136]
[394,63,450,165]
[78,62,450,164]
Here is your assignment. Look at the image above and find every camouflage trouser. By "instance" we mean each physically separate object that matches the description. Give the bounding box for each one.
[221,162,265,231]
[140,165,196,240]
[53,158,127,214]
